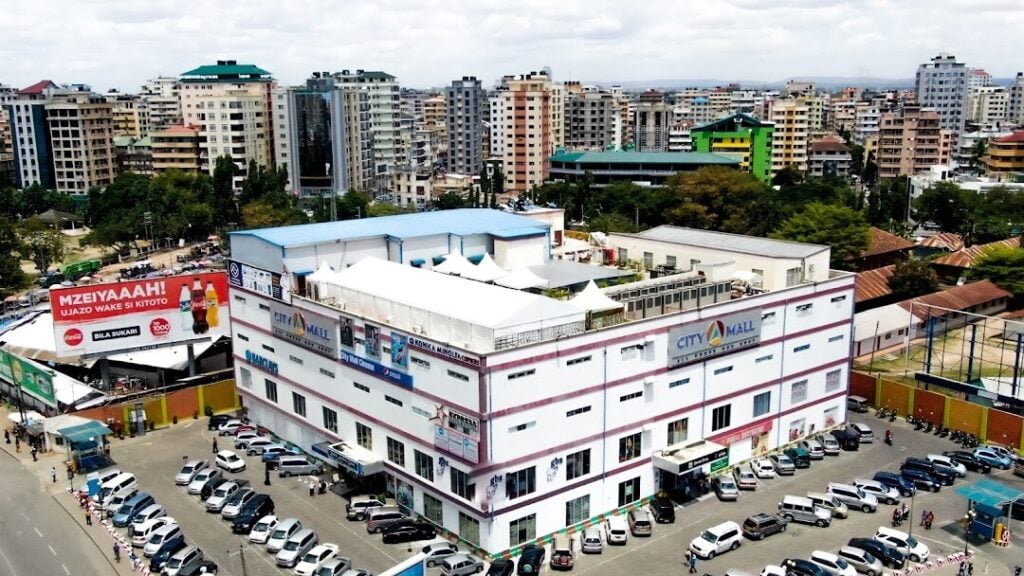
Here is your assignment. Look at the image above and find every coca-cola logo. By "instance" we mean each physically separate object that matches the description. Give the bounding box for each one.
[150,317,171,338]
[63,328,84,347]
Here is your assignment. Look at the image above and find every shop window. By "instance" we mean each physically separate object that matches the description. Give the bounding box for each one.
[265,379,278,403]
[506,466,536,499]
[459,513,480,545]
[667,418,689,444]
[753,391,771,417]
[356,422,372,450]
[791,380,808,403]
[509,514,536,546]
[423,493,443,525]
[565,495,590,526]
[414,450,434,481]
[617,477,640,507]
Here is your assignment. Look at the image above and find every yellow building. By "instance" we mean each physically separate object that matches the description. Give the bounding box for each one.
[984,131,1024,175]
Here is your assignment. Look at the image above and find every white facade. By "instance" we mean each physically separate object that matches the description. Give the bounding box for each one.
[915,53,969,135]
[227,209,854,556]
[967,86,1008,125]
[335,71,402,193]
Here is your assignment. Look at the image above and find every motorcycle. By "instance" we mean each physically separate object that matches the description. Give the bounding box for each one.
[915,418,925,431]
[884,431,894,446]
[889,411,897,423]
[924,421,934,433]
[939,426,950,438]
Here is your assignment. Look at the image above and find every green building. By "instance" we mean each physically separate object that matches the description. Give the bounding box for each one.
[690,113,774,182]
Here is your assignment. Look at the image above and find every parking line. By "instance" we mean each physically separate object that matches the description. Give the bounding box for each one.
[33,527,42,538]
[48,545,56,556]
[0,548,18,576]
[61,564,70,575]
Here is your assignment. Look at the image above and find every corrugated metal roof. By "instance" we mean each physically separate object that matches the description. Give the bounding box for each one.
[19,80,57,95]
[917,232,964,252]
[628,225,829,259]
[855,265,895,303]
[861,227,915,257]
[549,150,739,166]
[691,113,771,132]
[932,236,1021,268]
[896,280,1011,317]
[179,63,272,81]
[854,303,920,341]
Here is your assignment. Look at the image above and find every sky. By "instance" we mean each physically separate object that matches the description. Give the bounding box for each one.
[4,0,1024,92]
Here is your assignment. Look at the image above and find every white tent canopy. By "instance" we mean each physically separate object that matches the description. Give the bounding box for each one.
[307,261,335,284]
[496,266,549,290]
[433,252,474,276]
[462,253,508,283]
[569,280,624,313]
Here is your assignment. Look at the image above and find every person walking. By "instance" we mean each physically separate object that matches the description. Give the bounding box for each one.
[4,429,9,444]
[113,543,120,563]
[50,466,56,483]
[85,509,92,526]
[212,437,218,454]
[308,479,316,497]
[926,511,934,530]
[688,551,697,574]
[920,509,929,527]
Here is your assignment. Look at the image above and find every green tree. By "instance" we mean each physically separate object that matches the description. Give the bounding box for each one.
[432,191,467,210]
[665,166,769,235]
[20,229,66,274]
[968,139,988,173]
[491,166,504,208]
[211,155,239,224]
[335,190,369,220]
[0,217,27,296]
[973,186,1024,243]
[968,246,1024,295]
[888,258,939,300]
[240,197,307,229]
[770,202,870,270]
[367,202,409,217]
[866,176,911,231]
[914,181,979,240]
[83,173,151,252]
[587,213,635,234]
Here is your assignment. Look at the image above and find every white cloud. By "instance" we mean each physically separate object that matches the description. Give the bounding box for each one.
[2,0,1022,91]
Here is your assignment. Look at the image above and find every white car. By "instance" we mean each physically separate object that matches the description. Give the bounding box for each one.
[853,479,900,505]
[144,523,183,557]
[750,458,777,479]
[218,419,244,436]
[422,542,460,567]
[293,543,339,576]
[187,469,222,495]
[249,515,279,544]
[233,431,259,449]
[131,504,166,528]
[926,453,967,477]
[688,521,742,559]
[246,437,275,455]
[175,459,208,485]
[131,516,176,547]
[874,527,929,562]
[761,566,786,576]
[216,449,246,473]
[809,550,857,576]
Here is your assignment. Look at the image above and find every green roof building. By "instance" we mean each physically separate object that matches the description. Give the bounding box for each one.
[690,113,775,182]
[548,150,739,187]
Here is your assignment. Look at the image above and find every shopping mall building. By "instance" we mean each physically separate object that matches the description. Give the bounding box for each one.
[227,209,855,554]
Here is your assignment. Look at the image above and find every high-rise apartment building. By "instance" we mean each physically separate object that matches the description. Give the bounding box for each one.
[492,72,555,194]
[769,98,810,174]
[633,102,672,152]
[179,60,276,189]
[691,113,775,182]
[445,76,485,175]
[983,131,1024,176]
[106,93,148,138]
[915,53,968,134]
[564,89,620,152]
[274,73,374,200]
[968,86,1008,125]
[854,102,882,144]
[876,105,943,178]
[1008,73,1024,125]
[423,94,447,148]
[5,80,58,189]
[140,77,182,130]
[550,83,565,150]
[45,90,116,194]
[151,125,201,174]
[334,70,402,193]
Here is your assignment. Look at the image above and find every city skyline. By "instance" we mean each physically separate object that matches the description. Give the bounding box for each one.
[4,0,1024,92]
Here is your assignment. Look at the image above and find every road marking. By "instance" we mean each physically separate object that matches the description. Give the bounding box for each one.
[61,564,70,575]
[48,545,56,556]
[0,547,18,576]
[33,527,42,538]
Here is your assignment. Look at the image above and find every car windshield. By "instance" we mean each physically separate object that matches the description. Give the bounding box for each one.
[906,536,919,547]
[720,479,736,489]
[778,455,793,465]
[254,523,270,532]
[284,540,300,551]
[835,558,849,569]
[181,465,194,474]
[302,552,318,562]
[862,552,876,563]
[167,557,182,568]
[272,529,287,539]
[227,454,240,462]
[215,488,229,497]
[700,530,719,543]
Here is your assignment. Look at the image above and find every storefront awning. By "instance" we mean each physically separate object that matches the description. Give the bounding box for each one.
[311,441,383,477]
[654,440,728,475]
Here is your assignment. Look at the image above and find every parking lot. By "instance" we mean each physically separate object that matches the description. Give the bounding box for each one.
[107,416,1022,576]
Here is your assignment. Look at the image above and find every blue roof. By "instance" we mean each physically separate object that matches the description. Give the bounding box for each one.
[954,478,1023,509]
[230,208,550,248]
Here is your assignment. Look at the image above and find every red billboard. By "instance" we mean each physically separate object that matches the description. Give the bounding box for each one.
[50,271,231,358]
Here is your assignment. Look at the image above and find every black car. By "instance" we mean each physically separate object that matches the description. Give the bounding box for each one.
[872,471,916,497]
[1002,497,1024,520]
[943,450,992,473]
[742,513,788,540]
[517,544,546,576]
[899,468,941,492]
[649,495,675,523]
[150,535,188,571]
[180,559,218,576]
[208,414,233,431]
[901,458,955,486]
[200,477,229,501]
[782,558,829,576]
[487,559,515,576]
[382,522,437,544]
[830,429,860,451]
[847,537,906,569]
[231,494,275,534]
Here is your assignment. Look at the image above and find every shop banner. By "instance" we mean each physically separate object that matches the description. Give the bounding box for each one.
[0,349,56,406]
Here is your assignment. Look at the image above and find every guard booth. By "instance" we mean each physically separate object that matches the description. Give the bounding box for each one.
[57,420,114,473]
[653,440,729,503]
[954,478,1024,540]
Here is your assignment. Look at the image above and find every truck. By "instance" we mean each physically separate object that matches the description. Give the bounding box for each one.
[62,259,101,281]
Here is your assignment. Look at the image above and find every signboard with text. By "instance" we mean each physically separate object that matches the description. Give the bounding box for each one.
[667,308,762,367]
[227,259,285,301]
[50,272,231,358]
[0,349,56,406]
[434,425,480,464]
[340,350,413,388]
[269,303,338,358]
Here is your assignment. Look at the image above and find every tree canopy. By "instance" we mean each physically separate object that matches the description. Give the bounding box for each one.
[770,202,870,270]
[968,246,1024,296]
[888,258,939,300]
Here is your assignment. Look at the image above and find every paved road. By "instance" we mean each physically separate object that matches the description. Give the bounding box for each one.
[0,451,117,576]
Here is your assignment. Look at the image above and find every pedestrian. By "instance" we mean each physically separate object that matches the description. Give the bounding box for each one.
[900,503,909,522]
[319,479,327,495]
[113,543,120,563]
[50,466,56,483]
[920,509,928,526]
[212,437,218,454]
[3,429,9,444]
[14,437,19,453]
[85,509,92,526]
[308,479,315,497]
[926,511,934,530]
[31,447,37,461]
[688,551,697,574]
[892,508,901,527]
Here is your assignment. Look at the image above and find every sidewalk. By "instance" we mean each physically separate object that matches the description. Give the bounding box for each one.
[0,406,137,575]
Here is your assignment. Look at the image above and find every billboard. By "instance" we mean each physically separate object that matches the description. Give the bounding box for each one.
[51,272,231,358]
[227,259,285,301]
[269,303,338,358]
[0,349,56,406]
[667,308,762,367]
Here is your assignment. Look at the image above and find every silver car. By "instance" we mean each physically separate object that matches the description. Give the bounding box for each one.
[769,454,796,475]
[221,488,256,519]
[837,546,884,576]
[175,459,208,485]
[853,479,900,505]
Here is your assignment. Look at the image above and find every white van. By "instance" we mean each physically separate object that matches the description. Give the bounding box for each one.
[103,489,139,516]
[98,473,138,507]
[778,495,832,527]
[605,516,628,545]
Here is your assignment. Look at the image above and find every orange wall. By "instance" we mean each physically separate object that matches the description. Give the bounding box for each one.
[73,380,237,429]
[849,372,876,400]
[878,380,911,416]
[913,389,946,425]
[945,398,983,437]
[166,388,200,422]
[202,380,238,412]
[987,409,1023,450]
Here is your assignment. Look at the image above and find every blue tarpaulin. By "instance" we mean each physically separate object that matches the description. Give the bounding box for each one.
[954,478,1023,509]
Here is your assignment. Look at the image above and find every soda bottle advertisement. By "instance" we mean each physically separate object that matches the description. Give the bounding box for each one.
[50,271,231,358]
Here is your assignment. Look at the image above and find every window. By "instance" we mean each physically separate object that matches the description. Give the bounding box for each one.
[458,513,479,546]
[667,418,689,444]
[828,334,844,343]
[356,423,372,450]
[322,407,338,433]
[411,357,430,368]
[289,355,303,365]
[619,391,642,402]
[567,355,592,366]
[386,395,403,407]
[387,437,405,467]
[423,493,443,524]
[669,377,690,388]
[566,495,590,526]
[508,421,535,433]
[618,432,642,462]
[666,255,677,268]
[237,333,249,341]
[831,295,847,303]
[265,379,278,403]
[448,370,469,382]
[353,382,369,393]
[713,365,733,375]
[711,405,731,431]
[617,477,640,507]
[643,252,654,269]
[565,448,591,480]
[451,468,475,500]
[793,344,811,353]
[414,450,434,481]
[762,311,777,323]
[566,406,591,417]
[825,369,842,392]
[412,406,431,418]
[509,512,540,545]
[791,379,808,403]
[239,367,252,389]
[506,466,536,499]
[753,391,771,417]
[795,303,813,313]
[319,368,335,378]
[261,343,274,352]
[507,369,535,381]
[292,392,306,417]
[756,354,773,364]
